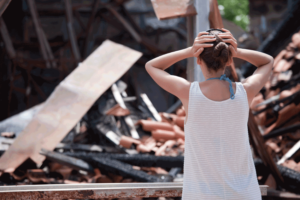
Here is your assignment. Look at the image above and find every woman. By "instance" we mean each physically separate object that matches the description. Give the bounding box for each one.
[145,28,273,200]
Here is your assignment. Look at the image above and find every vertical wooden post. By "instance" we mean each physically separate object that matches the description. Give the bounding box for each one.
[27,0,56,68]
[0,0,11,17]
[65,0,81,62]
[0,17,15,58]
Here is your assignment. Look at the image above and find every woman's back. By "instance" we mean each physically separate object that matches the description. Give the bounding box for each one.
[182,81,261,200]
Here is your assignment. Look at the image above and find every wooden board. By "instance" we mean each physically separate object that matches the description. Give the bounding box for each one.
[0,40,142,171]
[151,0,197,20]
[0,0,11,17]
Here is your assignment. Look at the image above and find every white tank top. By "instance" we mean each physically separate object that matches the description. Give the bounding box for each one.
[182,81,261,200]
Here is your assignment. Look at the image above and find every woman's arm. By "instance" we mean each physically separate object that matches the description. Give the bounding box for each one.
[145,32,215,100]
[235,48,273,100]
[219,28,273,104]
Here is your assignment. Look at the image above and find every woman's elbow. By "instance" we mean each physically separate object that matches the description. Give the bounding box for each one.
[145,62,152,73]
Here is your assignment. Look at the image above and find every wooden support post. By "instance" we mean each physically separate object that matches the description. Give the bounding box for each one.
[27,0,56,68]
[0,17,15,58]
[83,0,100,57]
[65,0,81,62]
[0,0,11,17]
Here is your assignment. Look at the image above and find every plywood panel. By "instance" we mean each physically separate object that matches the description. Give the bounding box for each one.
[0,40,142,170]
[151,0,197,20]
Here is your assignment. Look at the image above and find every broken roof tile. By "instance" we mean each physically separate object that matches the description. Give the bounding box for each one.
[151,0,197,20]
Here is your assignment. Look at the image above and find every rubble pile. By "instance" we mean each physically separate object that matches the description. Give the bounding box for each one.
[0,79,187,187]
[250,30,300,189]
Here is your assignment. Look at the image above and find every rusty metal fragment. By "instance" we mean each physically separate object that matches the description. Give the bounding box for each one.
[151,0,197,20]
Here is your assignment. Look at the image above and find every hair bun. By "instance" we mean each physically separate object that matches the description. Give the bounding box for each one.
[213,42,229,58]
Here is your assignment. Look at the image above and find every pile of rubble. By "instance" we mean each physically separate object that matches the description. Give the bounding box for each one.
[0,82,186,186]
[250,30,300,188]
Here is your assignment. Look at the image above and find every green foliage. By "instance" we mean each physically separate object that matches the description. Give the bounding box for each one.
[217,0,249,30]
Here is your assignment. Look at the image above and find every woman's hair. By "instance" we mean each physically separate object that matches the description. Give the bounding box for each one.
[199,29,232,72]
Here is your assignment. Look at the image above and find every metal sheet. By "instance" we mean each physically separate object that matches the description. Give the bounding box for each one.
[0,40,142,171]
[151,0,197,20]
[0,182,268,199]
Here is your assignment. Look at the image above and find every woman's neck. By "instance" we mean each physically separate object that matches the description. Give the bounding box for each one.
[203,69,225,80]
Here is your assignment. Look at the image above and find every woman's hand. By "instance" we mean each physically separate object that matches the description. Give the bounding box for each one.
[190,32,215,57]
[218,28,238,57]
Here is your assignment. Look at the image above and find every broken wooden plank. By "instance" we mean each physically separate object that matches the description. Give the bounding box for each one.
[65,0,81,62]
[0,40,142,171]
[277,140,300,165]
[140,93,162,121]
[151,0,197,20]
[111,84,139,139]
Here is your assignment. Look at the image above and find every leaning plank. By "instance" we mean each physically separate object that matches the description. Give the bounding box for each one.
[0,40,142,171]
[0,0,11,17]
[151,0,197,20]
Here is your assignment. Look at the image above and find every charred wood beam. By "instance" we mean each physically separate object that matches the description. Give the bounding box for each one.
[104,4,164,55]
[119,4,143,34]
[248,113,284,185]
[241,0,300,78]
[70,154,160,182]
[263,123,300,140]
[55,143,124,153]
[82,0,101,57]
[40,149,94,173]
[0,17,15,58]
[64,152,184,169]
[254,158,300,194]
[166,100,182,113]
[91,157,160,182]
[0,0,11,17]
[64,0,81,62]
[73,10,86,31]
[111,84,139,139]
[27,0,56,68]
[277,140,300,165]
